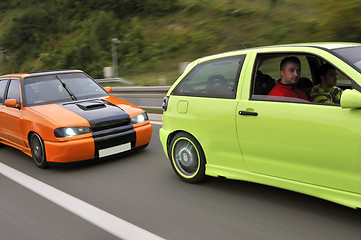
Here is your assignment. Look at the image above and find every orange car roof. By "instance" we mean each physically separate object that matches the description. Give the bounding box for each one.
[0,70,83,79]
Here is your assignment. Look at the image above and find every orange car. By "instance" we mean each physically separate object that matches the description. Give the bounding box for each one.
[0,70,152,168]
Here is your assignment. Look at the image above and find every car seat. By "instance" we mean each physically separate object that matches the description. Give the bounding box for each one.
[254,70,276,95]
[297,77,313,99]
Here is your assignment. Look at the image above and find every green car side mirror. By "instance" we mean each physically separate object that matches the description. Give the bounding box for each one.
[341,89,361,109]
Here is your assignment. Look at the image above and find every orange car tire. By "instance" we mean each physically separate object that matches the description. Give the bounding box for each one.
[30,133,49,169]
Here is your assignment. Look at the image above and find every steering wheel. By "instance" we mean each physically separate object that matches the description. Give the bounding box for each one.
[206,75,228,92]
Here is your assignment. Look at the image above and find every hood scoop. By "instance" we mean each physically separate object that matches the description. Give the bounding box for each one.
[76,100,106,111]
[61,99,131,132]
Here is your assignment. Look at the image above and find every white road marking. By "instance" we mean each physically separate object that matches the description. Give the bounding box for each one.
[0,163,165,240]
[150,121,162,125]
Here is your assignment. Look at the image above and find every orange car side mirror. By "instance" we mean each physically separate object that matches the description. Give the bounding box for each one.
[104,86,112,93]
[5,99,19,108]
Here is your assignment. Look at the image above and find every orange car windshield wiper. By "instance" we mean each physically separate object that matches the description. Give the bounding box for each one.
[56,76,77,101]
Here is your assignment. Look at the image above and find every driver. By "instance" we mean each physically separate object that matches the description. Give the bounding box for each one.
[268,56,309,101]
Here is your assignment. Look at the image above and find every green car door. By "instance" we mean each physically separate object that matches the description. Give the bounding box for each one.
[236,48,361,194]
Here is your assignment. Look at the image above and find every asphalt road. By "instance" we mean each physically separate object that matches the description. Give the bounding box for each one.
[1,114,361,240]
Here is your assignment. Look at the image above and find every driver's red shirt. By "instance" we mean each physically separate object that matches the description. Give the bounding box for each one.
[268,82,309,101]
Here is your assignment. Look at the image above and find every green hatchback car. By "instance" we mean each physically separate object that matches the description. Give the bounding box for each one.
[160,43,361,209]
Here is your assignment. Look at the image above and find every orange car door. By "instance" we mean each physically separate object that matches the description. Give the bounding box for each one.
[1,79,26,148]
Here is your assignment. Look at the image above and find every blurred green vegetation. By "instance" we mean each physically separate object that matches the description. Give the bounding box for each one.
[0,0,360,85]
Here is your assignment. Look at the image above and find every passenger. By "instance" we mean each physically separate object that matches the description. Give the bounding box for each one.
[268,56,309,101]
[310,63,343,104]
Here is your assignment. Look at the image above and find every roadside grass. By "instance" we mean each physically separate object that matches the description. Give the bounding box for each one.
[113,0,319,87]
[100,70,181,87]
[0,0,321,84]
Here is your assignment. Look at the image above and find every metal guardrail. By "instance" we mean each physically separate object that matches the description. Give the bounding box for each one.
[109,86,170,113]
[96,77,133,85]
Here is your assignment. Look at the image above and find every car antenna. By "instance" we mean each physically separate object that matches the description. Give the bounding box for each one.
[236,40,247,49]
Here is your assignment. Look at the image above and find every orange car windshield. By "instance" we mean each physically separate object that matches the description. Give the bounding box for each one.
[23,73,108,106]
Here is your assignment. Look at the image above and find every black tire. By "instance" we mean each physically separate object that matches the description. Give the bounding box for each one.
[169,132,206,183]
[30,133,48,169]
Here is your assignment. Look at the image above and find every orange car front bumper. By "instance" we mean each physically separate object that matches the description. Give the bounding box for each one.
[44,123,152,163]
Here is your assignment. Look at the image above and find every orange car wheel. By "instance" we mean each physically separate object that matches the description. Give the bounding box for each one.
[30,133,49,169]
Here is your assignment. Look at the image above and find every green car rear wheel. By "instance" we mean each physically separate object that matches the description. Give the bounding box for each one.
[169,132,205,183]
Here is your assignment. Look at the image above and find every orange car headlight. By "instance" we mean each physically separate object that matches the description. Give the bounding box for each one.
[54,127,91,138]
[130,112,148,124]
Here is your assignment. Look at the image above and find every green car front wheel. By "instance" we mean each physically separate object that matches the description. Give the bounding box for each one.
[169,132,206,183]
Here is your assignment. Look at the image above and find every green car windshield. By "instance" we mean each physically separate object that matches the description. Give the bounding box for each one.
[333,46,361,73]
[23,72,108,106]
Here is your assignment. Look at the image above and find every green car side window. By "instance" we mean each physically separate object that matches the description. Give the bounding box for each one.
[172,55,245,99]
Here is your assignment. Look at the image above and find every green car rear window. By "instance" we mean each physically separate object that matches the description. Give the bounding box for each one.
[172,55,245,99]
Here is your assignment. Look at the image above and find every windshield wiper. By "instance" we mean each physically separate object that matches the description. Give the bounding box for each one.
[56,76,77,101]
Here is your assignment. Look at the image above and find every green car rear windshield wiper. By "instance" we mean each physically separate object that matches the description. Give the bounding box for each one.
[56,76,77,101]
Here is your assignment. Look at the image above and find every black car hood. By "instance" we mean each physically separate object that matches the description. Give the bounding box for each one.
[61,99,131,131]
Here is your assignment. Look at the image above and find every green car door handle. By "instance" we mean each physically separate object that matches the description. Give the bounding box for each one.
[239,111,258,116]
